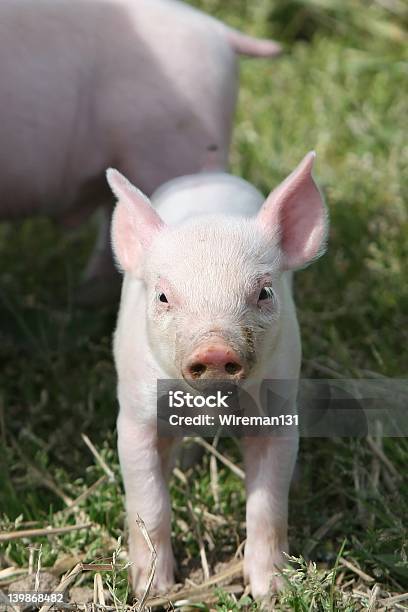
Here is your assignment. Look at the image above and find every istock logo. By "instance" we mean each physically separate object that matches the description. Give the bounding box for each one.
[168,390,232,408]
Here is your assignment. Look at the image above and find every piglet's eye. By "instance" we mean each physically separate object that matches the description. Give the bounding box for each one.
[258,287,275,301]
[158,292,168,303]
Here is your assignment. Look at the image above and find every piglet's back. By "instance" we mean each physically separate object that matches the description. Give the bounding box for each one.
[151,173,265,226]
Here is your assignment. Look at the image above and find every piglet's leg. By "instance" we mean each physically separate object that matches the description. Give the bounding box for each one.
[117,416,176,594]
[243,434,298,598]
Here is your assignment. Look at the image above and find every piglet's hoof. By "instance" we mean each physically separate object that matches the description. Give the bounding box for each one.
[130,565,175,599]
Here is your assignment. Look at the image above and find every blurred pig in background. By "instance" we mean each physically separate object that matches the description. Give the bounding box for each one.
[0,0,281,303]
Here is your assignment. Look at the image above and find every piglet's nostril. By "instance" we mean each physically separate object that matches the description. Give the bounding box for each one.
[189,363,207,378]
[224,361,242,375]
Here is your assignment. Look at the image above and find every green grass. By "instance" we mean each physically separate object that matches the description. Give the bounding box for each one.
[1,1,407,610]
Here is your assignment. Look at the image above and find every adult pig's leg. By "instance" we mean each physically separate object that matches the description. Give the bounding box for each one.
[77,203,121,305]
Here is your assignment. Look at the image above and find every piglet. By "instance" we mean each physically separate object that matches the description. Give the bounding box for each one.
[106,152,327,597]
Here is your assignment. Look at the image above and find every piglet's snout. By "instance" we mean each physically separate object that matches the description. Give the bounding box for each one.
[182,341,246,381]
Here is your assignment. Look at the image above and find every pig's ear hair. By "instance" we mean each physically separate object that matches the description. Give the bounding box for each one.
[106,168,164,274]
[257,151,328,270]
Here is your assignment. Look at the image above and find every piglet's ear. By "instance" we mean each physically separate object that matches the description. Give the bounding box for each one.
[106,169,164,274]
[257,152,327,270]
